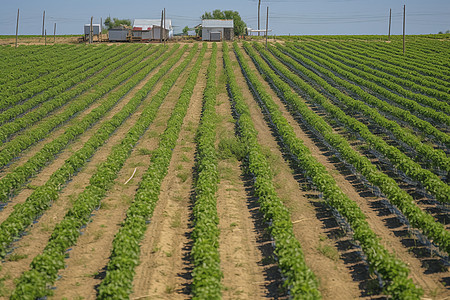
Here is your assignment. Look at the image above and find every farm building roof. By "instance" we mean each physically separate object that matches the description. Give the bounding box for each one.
[133,19,172,31]
[201,19,234,28]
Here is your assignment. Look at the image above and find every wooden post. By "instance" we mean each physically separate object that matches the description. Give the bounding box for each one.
[53,23,56,43]
[258,0,261,37]
[388,8,391,41]
[403,5,406,54]
[160,10,163,43]
[265,6,269,49]
[90,16,93,44]
[42,10,45,36]
[100,17,102,42]
[15,9,19,48]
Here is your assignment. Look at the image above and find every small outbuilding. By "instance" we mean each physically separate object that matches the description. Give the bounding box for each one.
[108,28,131,42]
[84,24,101,36]
[201,19,234,41]
[132,19,173,41]
[83,24,101,41]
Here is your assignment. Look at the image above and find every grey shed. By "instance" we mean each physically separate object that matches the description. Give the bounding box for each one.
[201,19,234,41]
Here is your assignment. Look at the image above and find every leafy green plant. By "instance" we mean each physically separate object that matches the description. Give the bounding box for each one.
[239,41,423,298]
[97,44,207,299]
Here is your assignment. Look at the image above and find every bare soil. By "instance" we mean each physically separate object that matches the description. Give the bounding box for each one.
[0,45,189,297]
[230,45,363,299]
[215,45,271,299]
[50,45,198,300]
[0,41,448,299]
[235,43,449,298]
[129,46,208,300]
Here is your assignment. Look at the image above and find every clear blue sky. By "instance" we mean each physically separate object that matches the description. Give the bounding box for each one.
[1,0,449,35]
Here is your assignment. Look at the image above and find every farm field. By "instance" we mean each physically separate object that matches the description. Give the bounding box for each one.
[0,36,449,299]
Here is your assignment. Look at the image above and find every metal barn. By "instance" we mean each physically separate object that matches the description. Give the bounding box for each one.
[201,19,234,41]
[108,28,130,42]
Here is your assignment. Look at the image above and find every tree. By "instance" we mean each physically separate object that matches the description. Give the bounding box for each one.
[201,10,247,36]
[182,26,190,35]
[104,17,131,30]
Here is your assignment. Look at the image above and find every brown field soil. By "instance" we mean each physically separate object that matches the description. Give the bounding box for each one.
[0,41,448,299]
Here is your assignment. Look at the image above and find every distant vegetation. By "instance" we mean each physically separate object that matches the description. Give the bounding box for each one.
[104,17,131,29]
[438,30,450,34]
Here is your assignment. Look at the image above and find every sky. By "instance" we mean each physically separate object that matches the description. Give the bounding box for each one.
[1,0,449,36]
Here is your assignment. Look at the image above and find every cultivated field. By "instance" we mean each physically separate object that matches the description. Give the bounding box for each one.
[0,36,449,299]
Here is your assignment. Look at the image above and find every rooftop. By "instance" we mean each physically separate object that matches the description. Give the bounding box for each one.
[202,19,234,28]
[133,19,172,30]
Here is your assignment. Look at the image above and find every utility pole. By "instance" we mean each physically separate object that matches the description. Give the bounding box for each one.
[90,16,93,44]
[54,23,56,43]
[403,5,406,54]
[388,8,391,41]
[160,10,163,43]
[258,0,261,37]
[45,29,47,45]
[42,10,45,37]
[15,9,19,48]
[100,17,102,42]
[164,8,166,44]
[265,6,269,49]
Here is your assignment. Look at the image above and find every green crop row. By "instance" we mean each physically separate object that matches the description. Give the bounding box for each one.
[240,41,423,299]
[11,44,196,300]
[0,45,91,97]
[314,41,450,96]
[226,42,322,299]
[292,43,450,126]
[306,42,450,105]
[0,46,166,204]
[263,43,450,201]
[0,45,75,86]
[271,43,449,173]
[368,42,450,77]
[0,45,182,260]
[344,42,450,83]
[281,43,450,148]
[245,41,449,255]
[0,45,131,124]
[191,43,222,299]
[97,44,206,299]
[0,46,157,170]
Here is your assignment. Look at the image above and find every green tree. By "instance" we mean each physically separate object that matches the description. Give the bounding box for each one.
[104,17,131,30]
[182,26,190,35]
[201,10,247,36]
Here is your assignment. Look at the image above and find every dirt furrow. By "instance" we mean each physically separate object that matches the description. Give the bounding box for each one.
[230,44,363,299]
[237,43,449,298]
[0,47,159,181]
[215,46,271,299]
[50,46,197,300]
[130,47,209,300]
[0,46,190,297]
[0,48,168,224]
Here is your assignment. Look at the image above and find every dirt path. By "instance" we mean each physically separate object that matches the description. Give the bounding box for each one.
[0,46,189,297]
[237,43,449,298]
[130,47,209,300]
[50,45,197,300]
[215,45,269,299]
